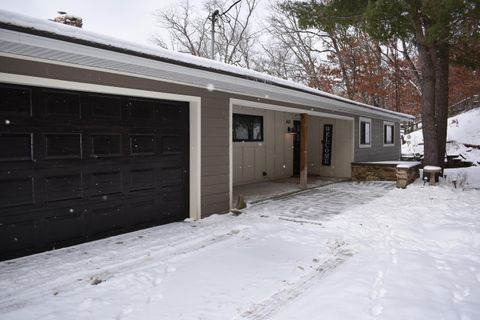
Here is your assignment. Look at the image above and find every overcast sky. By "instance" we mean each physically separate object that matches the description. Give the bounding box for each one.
[0,0,183,47]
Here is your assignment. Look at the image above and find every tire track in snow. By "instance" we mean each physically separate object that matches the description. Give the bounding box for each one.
[0,226,241,314]
[238,249,353,320]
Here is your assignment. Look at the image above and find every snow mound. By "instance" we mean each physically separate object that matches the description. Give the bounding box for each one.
[402,108,480,164]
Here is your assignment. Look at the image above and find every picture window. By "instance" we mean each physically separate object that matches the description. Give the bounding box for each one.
[233,114,263,142]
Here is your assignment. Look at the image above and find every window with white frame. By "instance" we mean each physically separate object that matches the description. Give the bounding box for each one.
[384,121,395,146]
[359,117,371,147]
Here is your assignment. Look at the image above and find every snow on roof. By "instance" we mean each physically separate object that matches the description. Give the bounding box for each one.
[0,9,414,121]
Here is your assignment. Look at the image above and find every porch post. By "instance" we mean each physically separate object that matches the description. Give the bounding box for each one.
[300,113,308,188]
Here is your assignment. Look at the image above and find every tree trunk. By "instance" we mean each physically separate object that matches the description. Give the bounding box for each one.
[418,44,440,166]
[434,45,450,168]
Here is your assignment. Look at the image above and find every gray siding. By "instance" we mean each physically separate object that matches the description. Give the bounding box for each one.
[0,55,232,218]
[0,55,403,218]
[354,117,401,162]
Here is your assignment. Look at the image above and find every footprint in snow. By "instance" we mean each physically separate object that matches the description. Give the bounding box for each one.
[146,293,164,304]
[452,285,470,302]
[370,270,387,317]
[435,260,452,271]
[78,298,93,310]
[460,313,472,320]
[154,277,163,286]
[469,266,480,282]
[370,287,386,300]
[116,307,133,320]
[390,248,398,264]
[371,304,383,316]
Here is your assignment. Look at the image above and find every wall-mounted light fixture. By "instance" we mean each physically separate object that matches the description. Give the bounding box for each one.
[287,126,298,134]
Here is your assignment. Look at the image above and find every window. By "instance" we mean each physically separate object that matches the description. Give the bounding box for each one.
[233,114,263,142]
[359,117,371,147]
[384,122,395,146]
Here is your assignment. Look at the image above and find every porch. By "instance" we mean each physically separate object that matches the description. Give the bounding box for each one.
[231,100,354,209]
[232,175,346,206]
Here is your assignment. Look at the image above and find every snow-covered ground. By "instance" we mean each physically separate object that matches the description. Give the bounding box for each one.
[1,170,479,320]
[402,108,480,164]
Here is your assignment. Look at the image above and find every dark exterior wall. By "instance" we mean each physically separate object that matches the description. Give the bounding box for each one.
[353,116,401,162]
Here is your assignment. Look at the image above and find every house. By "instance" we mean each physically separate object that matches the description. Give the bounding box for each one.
[0,10,414,260]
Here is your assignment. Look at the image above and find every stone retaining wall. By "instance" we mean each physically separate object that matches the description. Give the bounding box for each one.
[396,165,421,188]
[351,163,397,181]
[352,162,421,188]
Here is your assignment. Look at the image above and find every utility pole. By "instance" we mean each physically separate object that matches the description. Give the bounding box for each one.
[209,0,242,61]
[210,10,219,60]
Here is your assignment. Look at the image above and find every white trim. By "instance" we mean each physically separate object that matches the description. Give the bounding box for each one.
[0,72,200,102]
[0,72,202,220]
[0,19,415,120]
[0,51,409,124]
[0,51,216,97]
[383,121,395,147]
[351,120,356,164]
[359,117,372,148]
[230,98,354,121]
[229,102,233,210]
[0,28,413,123]
[189,100,202,220]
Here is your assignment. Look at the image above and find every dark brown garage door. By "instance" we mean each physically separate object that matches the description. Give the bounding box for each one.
[0,83,189,260]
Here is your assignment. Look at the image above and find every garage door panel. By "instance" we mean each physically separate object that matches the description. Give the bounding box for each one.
[158,167,184,188]
[0,83,189,260]
[0,177,34,208]
[0,85,32,115]
[44,133,82,159]
[88,208,123,237]
[41,89,81,119]
[45,209,86,243]
[128,98,157,120]
[90,134,122,158]
[87,94,122,120]
[0,219,37,254]
[158,104,185,126]
[0,132,33,161]
[129,134,155,155]
[45,174,83,202]
[160,191,186,219]
[160,135,183,154]
[88,170,123,197]
[129,168,156,192]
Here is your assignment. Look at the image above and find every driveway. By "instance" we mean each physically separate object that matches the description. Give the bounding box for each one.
[0,181,412,320]
[249,181,396,222]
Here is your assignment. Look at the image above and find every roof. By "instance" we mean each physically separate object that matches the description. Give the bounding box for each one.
[0,9,415,122]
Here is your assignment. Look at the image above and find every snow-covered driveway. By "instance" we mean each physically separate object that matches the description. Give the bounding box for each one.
[252,181,395,221]
[1,178,479,320]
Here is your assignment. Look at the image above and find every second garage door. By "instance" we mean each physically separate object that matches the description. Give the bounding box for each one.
[0,83,189,260]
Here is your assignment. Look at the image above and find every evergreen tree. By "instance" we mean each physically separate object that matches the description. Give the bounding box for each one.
[285,0,479,167]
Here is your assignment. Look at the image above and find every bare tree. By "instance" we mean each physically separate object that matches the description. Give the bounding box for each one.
[256,3,329,89]
[153,0,260,68]
[153,2,210,56]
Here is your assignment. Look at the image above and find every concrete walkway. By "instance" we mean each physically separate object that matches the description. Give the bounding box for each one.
[233,176,346,204]
[245,181,396,222]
